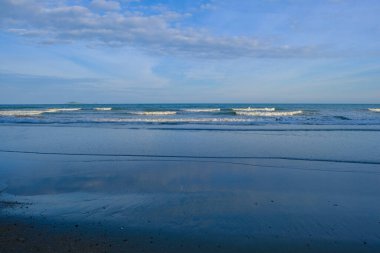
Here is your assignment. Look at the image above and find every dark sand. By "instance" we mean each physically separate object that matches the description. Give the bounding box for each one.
[1,125,380,252]
[1,212,378,253]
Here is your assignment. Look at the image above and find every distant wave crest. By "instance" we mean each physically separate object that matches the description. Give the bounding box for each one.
[182,108,221,112]
[131,111,177,116]
[94,107,112,111]
[369,108,380,112]
[235,110,303,117]
[232,107,275,112]
[46,108,81,113]
[96,118,251,123]
[0,108,81,117]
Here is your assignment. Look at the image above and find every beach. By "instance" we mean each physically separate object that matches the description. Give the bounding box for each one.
[1,108,380,253]
[2,0,380,249]
[1,0,379,250]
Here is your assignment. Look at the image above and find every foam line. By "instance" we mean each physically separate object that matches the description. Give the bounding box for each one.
[182,108,221,112]
[235,110,303,116]
[130,111,177,115]
[232,107,275,112]
[94,108,112,111]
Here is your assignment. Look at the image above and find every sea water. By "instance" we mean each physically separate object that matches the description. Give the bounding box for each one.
[1,104,380,252]
[0,104,379,126]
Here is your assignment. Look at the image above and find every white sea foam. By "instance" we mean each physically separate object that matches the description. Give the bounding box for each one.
[0,110,47,116]
[46,108,81,113]
[368,108,380,112]
[182,108,221,112]
[96,118,252,123]
[235,110,303,117]
[232,107,275,112]
[95,107,112,111]
[0,108,82,117]
[131,111,177,116]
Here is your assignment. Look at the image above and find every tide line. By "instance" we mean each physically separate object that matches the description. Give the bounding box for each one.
[0,149,379,165]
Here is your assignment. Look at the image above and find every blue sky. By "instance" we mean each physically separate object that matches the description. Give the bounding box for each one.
[0,0,379,103]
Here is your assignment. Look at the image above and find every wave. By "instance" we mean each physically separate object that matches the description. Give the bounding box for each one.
[95,118,252,123]
[235,110,303,117]
[232,107,275,112]
[369,108,380,112]
[0,108,82,117]
[0,110,46,117]
[130,111,177,116]
[94,107,112,111]
[182,108,221,112]
[333,116,351,120]
[46,108,81,112]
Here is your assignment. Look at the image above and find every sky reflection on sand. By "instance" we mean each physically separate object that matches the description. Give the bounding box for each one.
[0,125,380,250]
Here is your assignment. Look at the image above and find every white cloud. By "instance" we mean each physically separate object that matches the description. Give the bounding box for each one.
[0,0,319,58]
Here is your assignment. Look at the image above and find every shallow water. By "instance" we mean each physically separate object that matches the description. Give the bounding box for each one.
[1,120,380,252]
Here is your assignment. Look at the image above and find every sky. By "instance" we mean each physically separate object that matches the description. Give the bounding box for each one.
[0,0,379,104]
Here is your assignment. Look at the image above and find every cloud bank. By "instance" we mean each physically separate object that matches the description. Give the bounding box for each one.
[0,0,318,58]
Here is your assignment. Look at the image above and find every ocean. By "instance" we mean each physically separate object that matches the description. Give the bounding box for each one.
[0,104,380,127]
[1,104,380,252]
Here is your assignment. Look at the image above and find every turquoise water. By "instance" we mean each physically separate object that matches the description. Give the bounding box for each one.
[0,104,380,126]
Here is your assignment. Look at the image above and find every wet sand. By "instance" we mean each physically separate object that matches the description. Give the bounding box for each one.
[1,125,380,252]
[1,214,378,253]
[1,192,379,253]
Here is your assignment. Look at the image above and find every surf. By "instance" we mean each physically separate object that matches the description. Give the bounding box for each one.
[46,108,81,113]
[0,110,47,116]
[182,108,221,112]
[94,107,112,111]
[95,118,253,123]
[235,110,303,116]
[232,107,275,112]
[130,111,177,115]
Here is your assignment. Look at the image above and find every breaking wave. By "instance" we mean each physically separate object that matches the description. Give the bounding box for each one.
[130,111,177,116]
[94,107,112,111]
[182,108,221,112]
[232,107,275,112]
[369,108,380,112]
[0,108,82,117]
[95,118,251,123]
[46,108,81,112]
[235,110,303,117]
[0,110,47,117]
